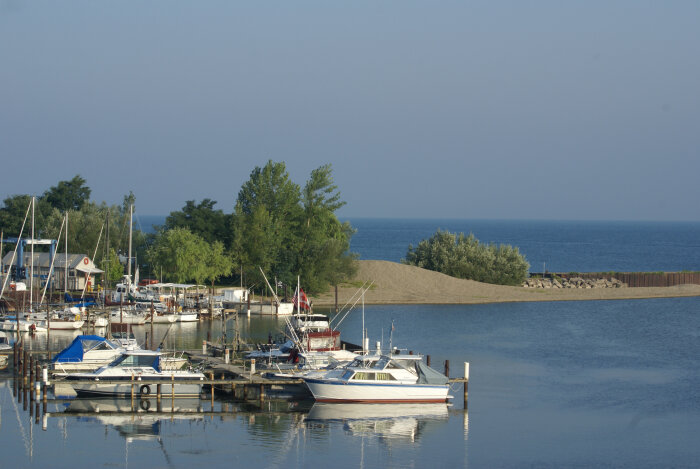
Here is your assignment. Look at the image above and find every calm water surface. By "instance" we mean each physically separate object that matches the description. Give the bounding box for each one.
[3,296,700,467]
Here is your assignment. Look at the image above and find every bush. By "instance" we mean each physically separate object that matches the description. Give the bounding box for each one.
[403,230,529,286]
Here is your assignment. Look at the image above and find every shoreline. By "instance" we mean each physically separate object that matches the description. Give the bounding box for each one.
[312,260,700,306]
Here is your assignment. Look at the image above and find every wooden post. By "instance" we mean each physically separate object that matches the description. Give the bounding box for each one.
[130,372,135,410]
[29,361,34,403]
[210,372,215,405]
[29,355,34,393]
[427,355,431,367]
[444,359,450,378]
[23,349,28,386]
[463,362,469,409]
[260,383,264,403]
[150,300,154,349]
[335,285,338,313]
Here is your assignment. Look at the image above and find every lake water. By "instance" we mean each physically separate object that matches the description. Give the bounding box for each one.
[3,218,700,467]
[139,215,700,272]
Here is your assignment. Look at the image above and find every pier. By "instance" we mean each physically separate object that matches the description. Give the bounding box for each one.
[2,340,471,419]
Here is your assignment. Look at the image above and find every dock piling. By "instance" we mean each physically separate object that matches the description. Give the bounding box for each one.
[463,362,469,408]
[444,360,450,378]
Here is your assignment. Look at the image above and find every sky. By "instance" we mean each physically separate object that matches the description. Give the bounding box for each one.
[1,1,699,221]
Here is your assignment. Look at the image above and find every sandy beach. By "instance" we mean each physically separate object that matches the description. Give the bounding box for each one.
[313,260,700,306]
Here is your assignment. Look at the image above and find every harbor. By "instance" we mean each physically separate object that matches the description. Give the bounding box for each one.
[2,323,470,409]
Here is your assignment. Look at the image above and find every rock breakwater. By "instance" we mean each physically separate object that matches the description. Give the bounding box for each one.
[523,277,626,289]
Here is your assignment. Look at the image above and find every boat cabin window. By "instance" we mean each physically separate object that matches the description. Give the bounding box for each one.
[111,354,157,368]
[350,371,396,381]
[375,372,395,381]
[342,370,354,380]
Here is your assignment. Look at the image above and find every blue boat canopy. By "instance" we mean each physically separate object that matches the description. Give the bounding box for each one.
[53,335,118,363]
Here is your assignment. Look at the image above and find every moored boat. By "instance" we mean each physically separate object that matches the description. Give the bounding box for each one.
[51,334,138,373]
[63,350,205,397]
[302,351,450,403]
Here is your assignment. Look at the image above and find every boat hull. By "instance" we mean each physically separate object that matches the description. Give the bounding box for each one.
[70,380,203,398]
[303,378,449,403]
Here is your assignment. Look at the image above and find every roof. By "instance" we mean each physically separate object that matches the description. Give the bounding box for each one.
[2,252,103,273]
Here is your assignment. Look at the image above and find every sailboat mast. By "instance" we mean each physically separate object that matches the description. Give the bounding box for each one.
[30,196,34,312]
[127,204,133,284]
[64,212,68,294]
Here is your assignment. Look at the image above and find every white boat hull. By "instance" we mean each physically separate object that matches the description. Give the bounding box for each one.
[147,314,177,324]
[247,302,294,316]
[176,312,199,322]
[110,314,146,325]
[47,320,85,330]
[303,378,449,403]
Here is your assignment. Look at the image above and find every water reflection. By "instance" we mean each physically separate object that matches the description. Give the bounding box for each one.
[63,398,206,442]
[45,395,453,446]
[306,403,449,442]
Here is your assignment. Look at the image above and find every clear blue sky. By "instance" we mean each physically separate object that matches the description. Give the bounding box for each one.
[1,1,698,221]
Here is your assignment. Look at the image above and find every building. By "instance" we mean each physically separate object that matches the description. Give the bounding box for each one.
[1,252,104,292]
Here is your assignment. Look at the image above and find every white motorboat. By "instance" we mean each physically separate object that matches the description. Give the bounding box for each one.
[0,316,47,332]
[176,311,199,322]
[109,310,147,325]
[302,352,450,403]
[144,311,177,324]
[52,334,139,373]
[64,350,205,397]
[28,308,85,330]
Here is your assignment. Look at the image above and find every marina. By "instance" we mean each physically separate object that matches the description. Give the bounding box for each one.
[1,297,700,467]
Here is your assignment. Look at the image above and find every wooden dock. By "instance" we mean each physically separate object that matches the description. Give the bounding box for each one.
[6,342,470,409]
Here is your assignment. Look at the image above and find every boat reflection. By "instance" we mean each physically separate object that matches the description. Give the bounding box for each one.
[62,397,206,442]
[306,403,449,441]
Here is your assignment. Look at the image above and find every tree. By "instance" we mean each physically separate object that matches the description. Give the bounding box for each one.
[231,161,303,287]
[146,228,208,284]
[164,199,231,246]
[203,240,233,287]
[43,175,91,212]
[0,194,56,238]
[101,248,125,287]
[297,164,356,292]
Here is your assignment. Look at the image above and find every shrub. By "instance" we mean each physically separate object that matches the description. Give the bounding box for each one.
[403,230,529,286]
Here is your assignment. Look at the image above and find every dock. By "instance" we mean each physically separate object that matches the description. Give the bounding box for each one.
[3,340,471,418]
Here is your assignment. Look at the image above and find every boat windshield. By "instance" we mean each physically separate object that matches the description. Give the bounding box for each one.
[110,354,157,368]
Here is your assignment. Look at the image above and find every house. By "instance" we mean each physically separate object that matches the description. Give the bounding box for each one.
[1,252,104,291]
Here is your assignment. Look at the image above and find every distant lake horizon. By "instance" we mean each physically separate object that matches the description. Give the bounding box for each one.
[134,215,700,274]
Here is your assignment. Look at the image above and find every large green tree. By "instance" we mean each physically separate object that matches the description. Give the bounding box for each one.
[230,161,355,294]
[146,227,208,284]
[0,195,56,239]
[164,199,231,246]
[231,160,303,286]
[297,164,356,292]
[43,175,91,212]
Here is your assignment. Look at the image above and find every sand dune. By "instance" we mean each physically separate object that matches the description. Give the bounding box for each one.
[312,260,700,306]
